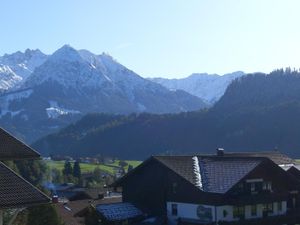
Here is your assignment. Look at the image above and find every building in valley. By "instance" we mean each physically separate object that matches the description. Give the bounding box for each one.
[0,128,50,224]
[112,149,300,225]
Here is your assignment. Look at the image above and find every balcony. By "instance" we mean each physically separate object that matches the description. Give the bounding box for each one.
[226,192,288,205]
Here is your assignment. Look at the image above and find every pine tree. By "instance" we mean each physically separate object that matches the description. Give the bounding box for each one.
[73,161,81,179]
[62,161,73,176]
[127,165,134,172]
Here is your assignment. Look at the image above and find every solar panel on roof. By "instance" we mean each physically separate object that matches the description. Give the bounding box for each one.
[96,202,143,221]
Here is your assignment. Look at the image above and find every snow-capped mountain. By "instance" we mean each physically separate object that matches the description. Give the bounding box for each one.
[0,45,207,142]
[150,71,245,104]
[22,45,206,114]
[0,49,48,91]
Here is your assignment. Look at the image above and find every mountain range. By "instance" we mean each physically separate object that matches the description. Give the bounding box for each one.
[150,71,245,104]
[0,49,48,92]
[33,69,300,159]
[0,45,212,142]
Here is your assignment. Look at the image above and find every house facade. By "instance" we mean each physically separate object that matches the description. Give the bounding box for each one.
[113,150,300,225]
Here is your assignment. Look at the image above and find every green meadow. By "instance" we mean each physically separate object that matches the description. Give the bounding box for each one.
[46,160,142,174]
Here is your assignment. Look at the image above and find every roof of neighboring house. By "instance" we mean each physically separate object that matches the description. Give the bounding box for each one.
[113,150,296,194]
[55,196,122,225]
[286,166,300,180]
[96,202,143,222]
[0,128,40,160]
[0,162,50,209]
[154,155,263,194]
[223,151,295,165]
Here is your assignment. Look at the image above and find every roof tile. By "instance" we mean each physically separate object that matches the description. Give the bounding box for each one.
[0,128,40,160]
[0,162,50,209]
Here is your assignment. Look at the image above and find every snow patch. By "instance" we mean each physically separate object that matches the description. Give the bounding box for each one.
[0,89,33,117]
[137,103,146,112]
[46,101,81,119]
[192,156,203,190]
[0,65,22,91]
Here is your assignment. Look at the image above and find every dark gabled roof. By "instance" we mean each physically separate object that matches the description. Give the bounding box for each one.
[199,157,262,193]
[0,128,40,160]
[286,166,300,180]
[0,162,50,209]
[153,156,195,185]
[154,155,263,194]
[223,151,294,165]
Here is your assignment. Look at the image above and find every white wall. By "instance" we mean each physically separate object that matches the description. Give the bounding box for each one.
[167,201,287,225]
[167,202,215,225]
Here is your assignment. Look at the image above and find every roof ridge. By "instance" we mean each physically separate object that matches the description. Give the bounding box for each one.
[0,127,40,160]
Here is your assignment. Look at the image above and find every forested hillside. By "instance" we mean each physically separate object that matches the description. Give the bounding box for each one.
[33,69,300,159]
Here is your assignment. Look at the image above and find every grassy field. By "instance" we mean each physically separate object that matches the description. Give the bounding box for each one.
[107,160,142,171]
[46,160,141,174]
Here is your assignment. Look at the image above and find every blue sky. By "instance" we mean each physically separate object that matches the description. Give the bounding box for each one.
[1,0,300,78]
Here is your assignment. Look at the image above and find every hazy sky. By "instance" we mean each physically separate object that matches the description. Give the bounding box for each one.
[1,0,300,78]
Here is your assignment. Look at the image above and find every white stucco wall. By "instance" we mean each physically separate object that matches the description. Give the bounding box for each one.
[167,202,215,225]
[167,201,287,225]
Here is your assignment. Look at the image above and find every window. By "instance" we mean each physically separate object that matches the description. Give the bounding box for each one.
[250,183,256,193]
[251,205,257,216]
[263,203,273,213]
[267,182,272,191]
[263,181,272,191]
[233,206,245,219]
[223,210,228,218]
[263,182,267,190]
[172,182,177,194]
[277,202,282,211]
[171,204,178,216]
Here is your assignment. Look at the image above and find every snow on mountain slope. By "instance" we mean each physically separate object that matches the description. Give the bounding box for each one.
[0,49,48,91]
[0,65,22,92]
[0,89,33,117]
[24,45,207,114]
[0,45,207,142]
[25,45,108,89]
[150,71,245,104]
[46,100,81,119]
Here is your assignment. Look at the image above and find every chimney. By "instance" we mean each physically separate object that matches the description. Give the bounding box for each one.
[217,148,224,156]
[52,195,59,203]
